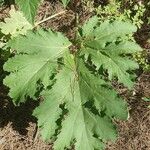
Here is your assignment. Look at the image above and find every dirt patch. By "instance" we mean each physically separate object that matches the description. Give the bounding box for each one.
[106,73,150,150]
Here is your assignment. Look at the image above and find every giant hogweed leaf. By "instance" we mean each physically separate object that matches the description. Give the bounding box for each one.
[7,29,70,54]
[33,55,76,141]
[3,29,71,104]
[79,67,128,119]
[81,17,142,88]
[82,17,137,48]
[81,16,98,37]
[15,0,42,24]
[33,55,127,150]
[0,9,32,37]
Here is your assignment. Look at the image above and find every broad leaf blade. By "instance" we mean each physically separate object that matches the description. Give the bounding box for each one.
[93,21,137,47]
[15,0,42,24]
[78,62,128,119]
[34,54,77,142]
[81,16,142,89]
[33,91,62,140]
[34,54,127,150]
[8,29,70,55]
[4,29,71,104]
[82,16,98,36]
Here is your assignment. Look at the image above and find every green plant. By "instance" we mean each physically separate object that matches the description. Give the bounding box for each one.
[142,97,150,108]
[0,8,33,37]
[0,8,33,81]
[95,2,126,21]
[88,0,149,72]
[133,50,150,71]
[93,0,145,28]
[0,1,143,150]
[131,2,146,28]
[61,0,70,7]
[15,0,42,24]
[14,0,70,24]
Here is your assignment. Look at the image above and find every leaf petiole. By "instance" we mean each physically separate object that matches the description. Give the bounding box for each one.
[34,10,67,27]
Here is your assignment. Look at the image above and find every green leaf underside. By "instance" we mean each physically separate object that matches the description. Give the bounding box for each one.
[4,29,71,104]
[0,9,32,37]
[15,0,42,24]
[33,55,127,150]
[81,16,142,89]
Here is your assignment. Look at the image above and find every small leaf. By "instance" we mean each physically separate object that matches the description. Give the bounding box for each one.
[81,16,142,89]
[142,97,150,102]
[15,0,42,24]
[61,0,70,7]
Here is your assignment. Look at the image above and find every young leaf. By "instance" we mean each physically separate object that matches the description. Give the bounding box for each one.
[15,0,42,24]
[3,29,71,104]
[0,9,32,37]
[33,54,127,149]
[61,0,70,7]
[81,17,142,89]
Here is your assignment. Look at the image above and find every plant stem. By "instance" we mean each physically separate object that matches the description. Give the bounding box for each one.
[34,10,66,27]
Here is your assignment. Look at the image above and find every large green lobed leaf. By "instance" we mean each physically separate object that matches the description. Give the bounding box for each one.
[81,16,142,89]
[4,29,71,104]
[34,54,127,150]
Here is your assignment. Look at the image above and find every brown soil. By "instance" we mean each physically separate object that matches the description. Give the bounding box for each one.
[106,73,150,150]
[0,0,150,150]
